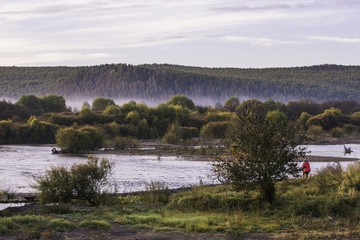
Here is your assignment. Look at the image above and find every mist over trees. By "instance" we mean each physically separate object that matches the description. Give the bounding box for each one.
[1,93,360,153]
[1,64,360,104]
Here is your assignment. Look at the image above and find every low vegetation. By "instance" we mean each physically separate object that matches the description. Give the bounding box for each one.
[2,163,360,238]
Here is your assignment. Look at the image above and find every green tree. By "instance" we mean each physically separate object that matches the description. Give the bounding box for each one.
[212,101,306,205]
[224,97,240,107]
[265,110,287,129]
[40,94,67,113]
[92,97,115,111]
[16,94,42,114]
[167,94,195,110]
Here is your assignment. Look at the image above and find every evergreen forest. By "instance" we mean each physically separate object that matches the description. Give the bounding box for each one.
[1,64,360,103]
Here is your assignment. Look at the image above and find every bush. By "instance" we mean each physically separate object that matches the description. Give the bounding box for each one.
[55,126,104,153]
[200,121,229,139]
[330,127,343,138]
[307,125,324,136]
[162,121,182,144]
[343,124,357,135]
[181,127,199,140]
[107,136,139,150]
[34,166,73,204]
[34,157,112,205]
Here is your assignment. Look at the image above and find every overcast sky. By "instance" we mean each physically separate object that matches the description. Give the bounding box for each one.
[0,0,359,67]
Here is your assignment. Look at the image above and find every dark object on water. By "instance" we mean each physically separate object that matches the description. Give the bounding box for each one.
[51,148,63,154]
[344,145,353,155]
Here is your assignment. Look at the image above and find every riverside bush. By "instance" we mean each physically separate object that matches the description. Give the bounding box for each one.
[55,126,104,153]
[34,157,112,205]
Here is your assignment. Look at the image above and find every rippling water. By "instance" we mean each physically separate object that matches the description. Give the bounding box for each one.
[304,144,360,159]
[0,145,215,193]
[0,144,359,193]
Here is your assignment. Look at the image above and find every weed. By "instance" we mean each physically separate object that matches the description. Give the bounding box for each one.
[79,219,111,230]
[49,219,75,232]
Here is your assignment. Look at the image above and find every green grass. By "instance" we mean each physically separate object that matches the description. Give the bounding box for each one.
[79,219,111,230]
[3,162,360,239]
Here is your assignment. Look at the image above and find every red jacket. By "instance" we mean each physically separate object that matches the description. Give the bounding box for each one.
[302,160,311,172]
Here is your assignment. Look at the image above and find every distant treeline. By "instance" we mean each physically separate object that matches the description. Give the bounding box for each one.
[0,64,360,103]
[1,94,360,152]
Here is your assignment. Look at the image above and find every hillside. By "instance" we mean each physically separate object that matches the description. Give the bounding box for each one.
[0,64,359,104]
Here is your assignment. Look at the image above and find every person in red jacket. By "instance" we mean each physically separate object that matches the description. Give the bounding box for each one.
[302,160,311,178]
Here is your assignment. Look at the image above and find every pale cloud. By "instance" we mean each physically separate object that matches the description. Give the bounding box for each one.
[0,52,112,66]
[223,36,303,46]
[0,0,359,66]
[309,36,360,43]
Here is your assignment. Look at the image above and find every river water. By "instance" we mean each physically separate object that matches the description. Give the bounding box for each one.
[0,144,359,194]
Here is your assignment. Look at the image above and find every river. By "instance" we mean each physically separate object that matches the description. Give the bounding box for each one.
[0,144,358,194]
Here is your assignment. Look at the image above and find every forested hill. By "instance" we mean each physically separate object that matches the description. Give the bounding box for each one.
[0,64,359,103]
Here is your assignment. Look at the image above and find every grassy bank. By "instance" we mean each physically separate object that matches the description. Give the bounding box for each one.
[1,161,360,239]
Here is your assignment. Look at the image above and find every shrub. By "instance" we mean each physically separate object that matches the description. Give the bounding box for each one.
[307,125,324,136]
[162,121,182,144]
[35,166,73,204]
[71,157,112,205]
[343,124,357,135]
[55,126,104,153]
[181,127,199,140]
[330,127,343,138]
[200,121,229,139]
[142,181,171,206]
[109,136,139,150]
[79,220,111,230]
[34,157,112,205]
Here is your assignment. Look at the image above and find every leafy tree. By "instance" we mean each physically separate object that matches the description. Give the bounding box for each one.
[16,94,42,114]
[224,97,240,111]
[265,110,287,129]
[40,94,66,113]
[92,97,115,111]
[0,100,30,120]
[224,97,240,107]
[212,100,306,205]
[167,94,195,110]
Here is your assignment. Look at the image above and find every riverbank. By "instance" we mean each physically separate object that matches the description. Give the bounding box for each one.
[1,180,360,240]
[94,139,359,162]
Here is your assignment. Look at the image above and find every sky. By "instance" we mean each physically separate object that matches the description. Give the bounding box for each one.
[0,0,359,68]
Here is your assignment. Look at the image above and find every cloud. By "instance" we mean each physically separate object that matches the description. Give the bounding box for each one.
[223,36,303,46]
[309,36,360,43]
[211,0,360,13]
[0,52,113,66]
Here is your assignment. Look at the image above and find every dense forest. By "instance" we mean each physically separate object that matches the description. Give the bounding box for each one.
[0,64,359,103]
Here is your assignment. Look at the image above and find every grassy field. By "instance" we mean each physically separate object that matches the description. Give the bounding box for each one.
[1,161,360,239]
